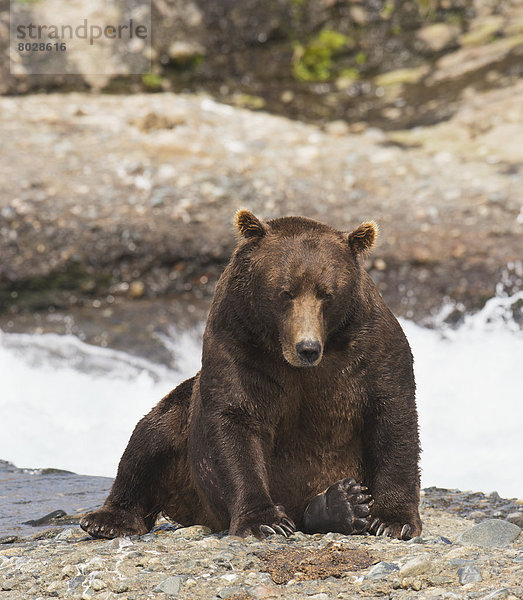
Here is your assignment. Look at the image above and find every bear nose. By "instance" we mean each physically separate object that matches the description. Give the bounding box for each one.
[296,340,322,365]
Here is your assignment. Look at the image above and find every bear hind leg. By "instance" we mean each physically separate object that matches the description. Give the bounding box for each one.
[81,377,196,539]
[302,478,372,535]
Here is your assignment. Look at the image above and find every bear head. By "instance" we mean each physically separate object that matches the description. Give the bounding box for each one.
[232,210,378,368]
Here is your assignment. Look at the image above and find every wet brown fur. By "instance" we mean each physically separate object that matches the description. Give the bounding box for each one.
[81,212,421,540]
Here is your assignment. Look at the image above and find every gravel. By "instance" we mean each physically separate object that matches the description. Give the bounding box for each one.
[0,488,521,600]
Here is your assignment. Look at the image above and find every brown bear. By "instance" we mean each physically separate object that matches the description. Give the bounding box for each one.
[81,211,421,541]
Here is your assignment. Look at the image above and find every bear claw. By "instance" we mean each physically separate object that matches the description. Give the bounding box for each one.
[259,520,295,538]
[369,517,415,540]
[260,525,276,536]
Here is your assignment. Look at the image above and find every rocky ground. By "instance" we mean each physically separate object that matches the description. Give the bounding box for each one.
[0,487,522,600]
[0,83,521,363]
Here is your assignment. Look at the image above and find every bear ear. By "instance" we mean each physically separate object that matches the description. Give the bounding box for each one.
[347,221,378,255]
[235,209,267,239]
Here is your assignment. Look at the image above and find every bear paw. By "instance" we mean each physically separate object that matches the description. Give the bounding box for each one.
[80,505,149,539]
[231,504,296,539]
[303,478,372,535]
[369,516,421,540]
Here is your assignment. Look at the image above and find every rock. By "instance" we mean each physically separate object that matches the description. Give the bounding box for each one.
[365,561,399,580]
[479,124,523,162]
[457,565,482,584]
[458,519,522,547]
[67,576,85,592]
[429,35,523,85]
[375,65,429,87]
[349,5,367,26]
[173,525,212,540]
[373,258,387,272]
[129,280,145,298]
[399,555,430,577]
[55,528,78,541]
[324,120,349,137]
[416,23,461,52]
[459,16,505,47]
[0,536,18,544]
[433,536,452,545]
[154,576,183,596]
[62,564,78,579]
[506,14,523,36]
[280,90,294,103]
[23,509,66,526]
[506,513,523,528]
[217,586,249,599]
[168,41,205,62]
[482,590,509,600]
[469,511,488,520]
[90,579,106,591]
[408,536,425,544]
[132,112,185,132]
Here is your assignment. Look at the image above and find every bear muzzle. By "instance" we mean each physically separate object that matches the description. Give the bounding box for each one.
[295,339,323,367]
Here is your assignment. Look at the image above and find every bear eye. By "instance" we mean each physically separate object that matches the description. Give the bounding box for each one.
[320,291,333,302]
[280,290,294,300]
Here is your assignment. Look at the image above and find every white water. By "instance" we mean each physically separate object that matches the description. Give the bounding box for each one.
[0,292,521,498]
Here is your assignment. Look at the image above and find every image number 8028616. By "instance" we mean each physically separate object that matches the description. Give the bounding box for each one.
[17,42,67,52]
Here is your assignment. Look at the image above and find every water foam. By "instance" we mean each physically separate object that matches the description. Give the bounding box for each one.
[0,292,521,497]
[0,328,200,478]
[402,289,522,498]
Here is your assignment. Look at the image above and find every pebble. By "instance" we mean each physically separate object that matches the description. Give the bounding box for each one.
[458,519,522,547]
[217,586,247,598]
[365,561,399,580]
[129,280,145,298]
[482,590,509,600]
[0,536,18,544]
[435,536,452,545]
[67,575,85,592]
[506,512,523,528]
[54,527,77,541]
[173,525,212,540]
[90,578,106,591]
[154,575,183,596]
[469,510,488,520]
[457,565,483,584]
[324,120,350,137]
[61,564,77,578]
[399,555,430,577]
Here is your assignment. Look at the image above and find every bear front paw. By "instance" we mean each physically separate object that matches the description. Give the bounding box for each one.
[231,504,296,539]
[369,516,422,540]
[303,477,372,535]
[80,505,149,539]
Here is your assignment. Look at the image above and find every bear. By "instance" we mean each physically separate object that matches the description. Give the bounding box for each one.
[80,210,422,541]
